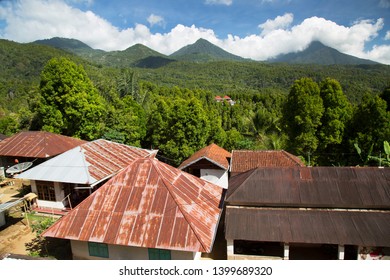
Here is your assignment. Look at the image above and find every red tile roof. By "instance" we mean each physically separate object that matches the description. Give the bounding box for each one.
[230,150,304,173]
[0,131,86,158]
[178,143,231,170]
[43,157,224,253]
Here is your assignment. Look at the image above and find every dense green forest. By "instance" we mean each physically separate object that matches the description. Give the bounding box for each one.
[1,39,390,167]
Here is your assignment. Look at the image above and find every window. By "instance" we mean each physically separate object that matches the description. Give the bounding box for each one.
[148,248,171,260]
[88,242,109,258]
[36,181,56,201]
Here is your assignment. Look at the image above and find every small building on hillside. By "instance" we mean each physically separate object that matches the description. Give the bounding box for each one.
[178,143,231,189]
[42,157,224,260]
[16,139,157,212]
[230,150,304,177]
[215,95,235,105]
[225,166,390,260]
[0,131,86,173]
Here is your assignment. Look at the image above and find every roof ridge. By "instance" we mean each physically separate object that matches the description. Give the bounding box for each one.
[281,150,304,166]
[150,159,208,252]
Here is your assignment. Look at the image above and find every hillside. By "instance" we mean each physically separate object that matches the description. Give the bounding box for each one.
[269,41,378,65]
[169,38,247,62]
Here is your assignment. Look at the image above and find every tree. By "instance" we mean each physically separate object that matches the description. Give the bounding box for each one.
[349,93,390,159]
[282,78,324,159]
[103,95,146,147]
[36,57,106,140]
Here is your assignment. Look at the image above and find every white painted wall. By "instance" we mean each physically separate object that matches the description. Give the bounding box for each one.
[31,180,65,209]
[71,240,199,260]
[200,169,228,189]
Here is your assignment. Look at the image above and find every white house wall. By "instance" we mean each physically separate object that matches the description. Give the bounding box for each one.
[70,240,197,260]
[200,169,228,189]
[31,180,65,209]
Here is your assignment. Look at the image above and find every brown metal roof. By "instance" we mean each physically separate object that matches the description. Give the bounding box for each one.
[230,150,304,174]
[226,167,390,209]
[178,143,231,171]
[0,131,86,158]
[225,206,390,247]
[43,158,224,253]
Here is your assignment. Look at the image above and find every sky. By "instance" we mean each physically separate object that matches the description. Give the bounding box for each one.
[0,0,389,64]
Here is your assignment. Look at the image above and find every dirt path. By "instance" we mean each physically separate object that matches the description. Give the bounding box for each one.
[0,180,36,258]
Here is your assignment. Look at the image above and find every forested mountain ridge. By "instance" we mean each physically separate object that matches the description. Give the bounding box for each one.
[270,41,378,65]
[169,38,247,62]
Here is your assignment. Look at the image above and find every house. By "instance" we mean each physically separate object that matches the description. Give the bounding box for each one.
[224,166,390,260]
[214,95,235,105]
[16,139,157,212]
[0,131,86,172]
[230,150,304,177]
[42,157,225,260]
[178,143,231,189]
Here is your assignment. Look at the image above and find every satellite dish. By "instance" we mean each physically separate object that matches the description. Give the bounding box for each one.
[6,162,33,175]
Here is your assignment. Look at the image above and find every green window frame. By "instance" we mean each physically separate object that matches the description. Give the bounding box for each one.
[88,242,109,258]
[148,248,171,260]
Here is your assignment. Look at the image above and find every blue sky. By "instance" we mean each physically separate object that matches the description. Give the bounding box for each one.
[0,0,389,64]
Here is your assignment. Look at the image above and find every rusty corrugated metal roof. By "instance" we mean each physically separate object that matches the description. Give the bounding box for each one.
[230,150,304,174]
[226,167,390,209]
[225,206,390,247]
[178,143,231,170]
[42,157,224,253]
[17,139,157,185]
[0,131,86,158]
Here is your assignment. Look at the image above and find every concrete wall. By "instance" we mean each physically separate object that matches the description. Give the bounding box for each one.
[71,240,199,260]
[200,169,228,189]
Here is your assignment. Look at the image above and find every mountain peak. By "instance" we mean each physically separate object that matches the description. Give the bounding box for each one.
[170,38,246,62]
[269,40,378,65]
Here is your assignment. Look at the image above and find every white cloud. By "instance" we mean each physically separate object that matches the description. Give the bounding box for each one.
[0,0,389,64]
[205,0,233,6]
[385,31,390,40]
[259,13,294,35]
[147,14,165,28]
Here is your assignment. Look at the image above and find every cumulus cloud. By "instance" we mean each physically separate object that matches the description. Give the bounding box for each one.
[147,14,165,28]
[205,0,233,6]
[259,13,294,35]
[386,31,390,40]
[0,0,389,64]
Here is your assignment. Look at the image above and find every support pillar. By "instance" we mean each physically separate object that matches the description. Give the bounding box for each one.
[227,239,234,260]
[338,245,345,260]
[284,243,289,260]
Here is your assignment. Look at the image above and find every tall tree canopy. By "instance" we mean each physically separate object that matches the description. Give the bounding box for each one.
[282,77,324,159]
[36,57,106,140]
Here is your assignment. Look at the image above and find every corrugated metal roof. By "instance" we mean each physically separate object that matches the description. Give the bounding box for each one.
[225,206,390,247]
[42,157,224,253]
[226,167,390,209]
[230,150,304,174]
[178,143,231,170]
[17,139,157,186]
[0,131,86,158]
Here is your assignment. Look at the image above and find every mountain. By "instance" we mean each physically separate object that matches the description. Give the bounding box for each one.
[269,41,378,65]
[34,37,173,68]
[170,38,247,62]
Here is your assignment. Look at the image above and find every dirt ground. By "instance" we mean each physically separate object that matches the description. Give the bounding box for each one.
[0,179,37,258]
